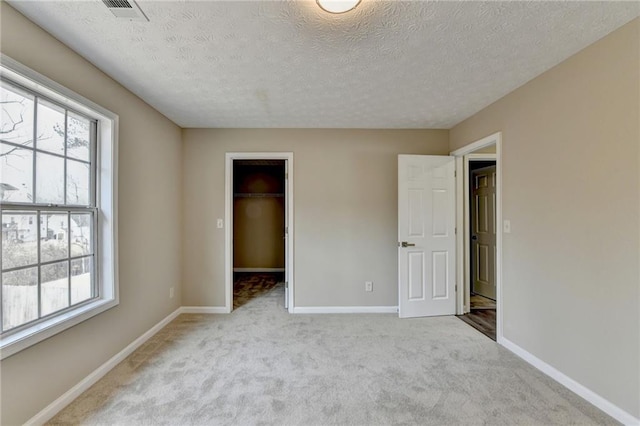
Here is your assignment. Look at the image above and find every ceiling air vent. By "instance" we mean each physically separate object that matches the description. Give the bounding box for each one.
[102,0,149,22]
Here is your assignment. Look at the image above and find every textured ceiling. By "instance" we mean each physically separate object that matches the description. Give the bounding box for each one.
[6,1,639,129]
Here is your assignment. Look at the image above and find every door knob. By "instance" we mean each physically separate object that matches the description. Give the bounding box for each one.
[471,235,478,240]
[400,241,416,247]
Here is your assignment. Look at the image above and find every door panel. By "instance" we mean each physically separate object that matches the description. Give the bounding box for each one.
[398,155,456,318]
[477,244,490,281]
[408,189,425,237]
[432,190,448,236]
[471,165,496,299]
[408,252,424,300]
[432,251,448,299]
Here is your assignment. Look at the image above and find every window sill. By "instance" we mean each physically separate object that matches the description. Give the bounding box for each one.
[0,297,118,360]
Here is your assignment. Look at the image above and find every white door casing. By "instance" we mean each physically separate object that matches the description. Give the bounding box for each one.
[398,155,456,318]
[225,152,294,314]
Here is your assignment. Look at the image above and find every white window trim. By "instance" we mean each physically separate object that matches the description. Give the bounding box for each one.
[0,54,119,360]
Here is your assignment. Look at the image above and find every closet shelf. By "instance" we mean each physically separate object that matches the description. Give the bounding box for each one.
[234,193,285,198]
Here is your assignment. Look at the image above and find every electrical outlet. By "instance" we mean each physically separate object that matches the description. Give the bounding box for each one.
[217,219,223,229]
[169,287,174,299]
[365,281,373,292]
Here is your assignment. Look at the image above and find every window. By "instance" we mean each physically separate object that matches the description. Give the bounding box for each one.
[0,56,118,359]
[1,80,97,333]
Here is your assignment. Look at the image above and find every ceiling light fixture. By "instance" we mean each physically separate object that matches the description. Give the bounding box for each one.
[316,0,362,14]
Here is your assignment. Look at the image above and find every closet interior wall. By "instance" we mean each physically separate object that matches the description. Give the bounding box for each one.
[233,161,285,271]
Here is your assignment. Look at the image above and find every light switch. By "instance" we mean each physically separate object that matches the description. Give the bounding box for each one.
[217,219,223,229]
[503,220,511,233]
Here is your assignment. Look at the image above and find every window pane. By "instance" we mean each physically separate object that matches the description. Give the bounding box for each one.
[66,160,89,205]
[0,82,34,147]
[71,213,92,256]
[41,261,69,316]
[40,213,68,263]
[71,257,92,305]
[35,152,64,204]
[2,212,38,269]
[66,113,90,161]
[0,143,33,203]
[36,100,65,155]
[2,267,38,331]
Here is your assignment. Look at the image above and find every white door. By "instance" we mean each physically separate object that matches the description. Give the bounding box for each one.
[398,155,456,318]
[471,165,496,300]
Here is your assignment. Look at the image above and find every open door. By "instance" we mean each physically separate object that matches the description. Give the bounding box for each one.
[398,155,456,318]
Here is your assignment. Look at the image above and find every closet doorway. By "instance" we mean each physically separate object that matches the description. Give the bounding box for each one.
[225,153,294,313]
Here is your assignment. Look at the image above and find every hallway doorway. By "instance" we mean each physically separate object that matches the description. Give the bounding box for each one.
[451,134,501,341]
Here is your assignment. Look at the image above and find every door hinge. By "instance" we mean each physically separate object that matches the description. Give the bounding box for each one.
[455,285,458,292]
[285,172,288,180]
[285,281,289,288]
[285,226,288,234]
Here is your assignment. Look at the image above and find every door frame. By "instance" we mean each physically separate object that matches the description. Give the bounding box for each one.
[224,152,295,313]
[451,132,503,343]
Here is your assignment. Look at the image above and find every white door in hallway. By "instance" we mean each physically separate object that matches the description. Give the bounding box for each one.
[471,165,497,300]
[398,155,456,318]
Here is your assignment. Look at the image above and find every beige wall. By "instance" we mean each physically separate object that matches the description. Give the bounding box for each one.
[182,129,449,307]
[234,197,285,268]
[450,19,640,418]
[0,4,183,424]
[234,168,285,268]
[472,145,496,154]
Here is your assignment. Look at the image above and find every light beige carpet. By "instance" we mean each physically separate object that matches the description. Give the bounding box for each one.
[49,283,615,425]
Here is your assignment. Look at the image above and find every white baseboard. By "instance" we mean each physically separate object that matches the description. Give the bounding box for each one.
[180,306,230,314]
[25,307,182,426]
[500,337,639,426]
[233,268,285,272]
[292,306,398,314]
